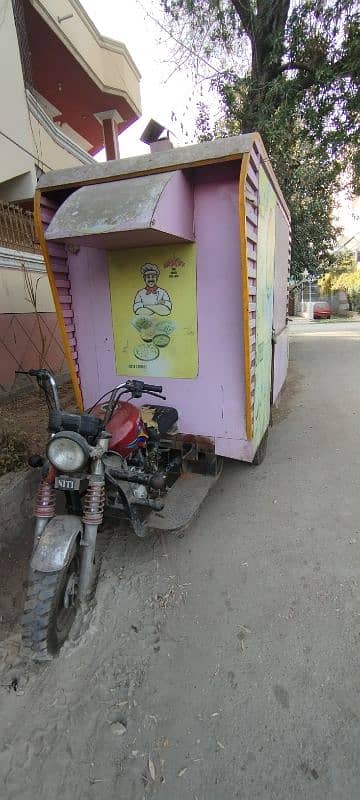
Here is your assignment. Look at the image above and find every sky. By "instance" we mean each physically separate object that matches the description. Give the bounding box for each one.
[81,0,204,158]
[81,0,358,237]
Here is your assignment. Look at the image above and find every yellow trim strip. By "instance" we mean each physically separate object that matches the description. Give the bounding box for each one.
[239,154,253,440]
[34,189,84,411]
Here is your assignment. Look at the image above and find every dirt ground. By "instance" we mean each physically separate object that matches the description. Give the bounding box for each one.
[2,321,360,799]
[0,382,76,474]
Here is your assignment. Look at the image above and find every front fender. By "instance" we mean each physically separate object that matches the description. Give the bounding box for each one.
[31,515,83,573]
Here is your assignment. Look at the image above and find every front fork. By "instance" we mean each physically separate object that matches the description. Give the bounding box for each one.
[32,436,109,602]
[78,434,109,601]
[33,466,57,549]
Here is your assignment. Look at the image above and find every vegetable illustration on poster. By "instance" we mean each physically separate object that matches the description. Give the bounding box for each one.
[108,243,198,378]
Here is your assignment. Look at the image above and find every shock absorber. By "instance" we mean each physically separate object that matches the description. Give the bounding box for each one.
[79,474,105,601]
[33,467,56,549]
[79,433,110,601]
[82,475,105,525]
[34,469,56,518]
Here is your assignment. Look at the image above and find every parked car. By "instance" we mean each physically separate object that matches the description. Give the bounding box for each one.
[313,301,331,319]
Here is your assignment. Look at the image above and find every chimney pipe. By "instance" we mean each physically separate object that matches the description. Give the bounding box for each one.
[140,119,175,153]
[149,135,174,153]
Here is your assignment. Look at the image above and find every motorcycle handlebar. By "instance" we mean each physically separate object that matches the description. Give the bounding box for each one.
[16,368,52,379]
[143,383,163,393]
[89,380,166,424]
[124,380,163,397]
[15,369,60,411]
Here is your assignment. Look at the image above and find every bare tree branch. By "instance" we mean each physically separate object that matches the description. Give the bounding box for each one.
[137,0,225,78]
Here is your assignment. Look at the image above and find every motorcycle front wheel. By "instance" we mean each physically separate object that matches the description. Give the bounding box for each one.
[22,540,80,661]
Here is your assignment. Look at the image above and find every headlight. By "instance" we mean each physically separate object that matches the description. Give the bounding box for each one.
[47,432,90,474]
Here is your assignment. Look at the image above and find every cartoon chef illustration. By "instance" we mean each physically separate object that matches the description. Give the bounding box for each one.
[133,263,172,316]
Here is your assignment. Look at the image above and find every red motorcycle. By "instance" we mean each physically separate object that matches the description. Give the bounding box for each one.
[19,369,219,660]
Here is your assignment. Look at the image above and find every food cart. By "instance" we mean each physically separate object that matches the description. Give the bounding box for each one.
[35,133,290,500]
[19,134,291,660]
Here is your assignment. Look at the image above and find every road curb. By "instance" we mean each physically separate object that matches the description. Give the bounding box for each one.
[0,469,39,549]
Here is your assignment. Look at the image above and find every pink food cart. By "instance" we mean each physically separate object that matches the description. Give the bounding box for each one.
[35,132,290,493]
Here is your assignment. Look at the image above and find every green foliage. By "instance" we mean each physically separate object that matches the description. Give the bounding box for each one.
[161,0,360,279]
[318,250,357,293]
[318,272,333,296]
[319,267,360,311]
[332,270,360,290]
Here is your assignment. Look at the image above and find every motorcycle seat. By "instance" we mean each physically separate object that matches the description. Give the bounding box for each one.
[141,405,178,438]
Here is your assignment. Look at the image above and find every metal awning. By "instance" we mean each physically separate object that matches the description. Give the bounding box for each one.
[45,170,194,249]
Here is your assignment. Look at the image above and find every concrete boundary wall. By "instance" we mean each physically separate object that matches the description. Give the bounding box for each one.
[0,469,39,550]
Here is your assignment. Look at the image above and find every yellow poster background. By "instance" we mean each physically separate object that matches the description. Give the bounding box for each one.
[108,243,198,378]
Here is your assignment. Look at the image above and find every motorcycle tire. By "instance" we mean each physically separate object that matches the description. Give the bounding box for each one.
[22,539,80,661]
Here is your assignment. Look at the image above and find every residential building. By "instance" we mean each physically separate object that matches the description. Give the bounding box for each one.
[0,0,141,394]
[336,231,360,268]
[334,196,360,266]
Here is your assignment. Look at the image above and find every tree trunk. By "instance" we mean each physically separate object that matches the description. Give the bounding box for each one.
[231,0,291,131]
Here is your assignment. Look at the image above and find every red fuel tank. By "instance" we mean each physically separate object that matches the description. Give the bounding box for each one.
[106,401,142,457]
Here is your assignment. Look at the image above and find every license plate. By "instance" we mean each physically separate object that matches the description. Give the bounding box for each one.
[55,476,81,491]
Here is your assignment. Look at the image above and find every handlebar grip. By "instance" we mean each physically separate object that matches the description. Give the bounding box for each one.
[144,383,163,393]
[16,368,47,377]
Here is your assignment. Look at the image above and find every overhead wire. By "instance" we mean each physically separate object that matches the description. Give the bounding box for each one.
[0,128,52,170]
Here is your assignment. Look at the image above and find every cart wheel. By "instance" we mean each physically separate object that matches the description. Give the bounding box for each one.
[213,455,224,477]
[22,539,81,661]
[252,429,268,466]
[204,454,223,477]
[191,453,223,477]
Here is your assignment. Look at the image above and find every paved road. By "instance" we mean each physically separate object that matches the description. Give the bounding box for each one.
[2,321,360,799]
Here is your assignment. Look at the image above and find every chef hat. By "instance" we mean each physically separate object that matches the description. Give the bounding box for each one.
[141,263,160,277]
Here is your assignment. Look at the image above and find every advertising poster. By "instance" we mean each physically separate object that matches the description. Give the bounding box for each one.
[108,243,198,379]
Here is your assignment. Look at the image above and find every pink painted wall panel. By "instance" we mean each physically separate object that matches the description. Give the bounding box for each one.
[69,246,113,405]
[154,170,194,241]
[68,163,249,454]
[215,435,254,461]
[273,205,290,334]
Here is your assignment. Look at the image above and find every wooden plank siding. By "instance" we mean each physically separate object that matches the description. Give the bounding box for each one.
[34,190,83,409]
[245,143,261,437]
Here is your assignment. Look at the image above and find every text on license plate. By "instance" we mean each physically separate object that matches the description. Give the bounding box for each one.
[55,476,81,490]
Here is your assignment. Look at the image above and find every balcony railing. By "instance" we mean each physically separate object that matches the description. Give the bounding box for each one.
[27,91,95,167]
[0,201,41,253]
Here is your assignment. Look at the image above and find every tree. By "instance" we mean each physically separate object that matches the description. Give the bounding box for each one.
[160,0,360,278]
[319,261,360,311]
